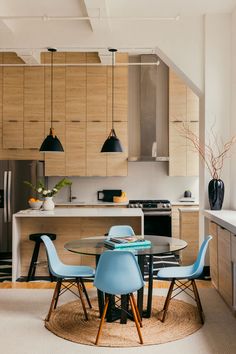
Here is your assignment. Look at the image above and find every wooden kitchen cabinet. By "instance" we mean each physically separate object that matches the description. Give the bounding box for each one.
[44,121,66,176]
[65,52,86,122]
[209,221,219,289]
[169,70,199,176]
[179,208,199,265]
[23,66,45,149]
[218,226,233,307]
[2,66,24,149]
[106,121,128,176]
[66,121,86,176]
[86,121,107,176]
[171,204,199,238]
[87,65,107,122]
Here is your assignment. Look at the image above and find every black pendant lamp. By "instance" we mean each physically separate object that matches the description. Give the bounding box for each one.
[39,48,64,152]
[101,48,123,153]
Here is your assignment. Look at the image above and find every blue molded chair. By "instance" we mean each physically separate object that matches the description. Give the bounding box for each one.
[157,235,212,324]
[94,250,144,345]
[41,235,95,321]
[107,225,135,238]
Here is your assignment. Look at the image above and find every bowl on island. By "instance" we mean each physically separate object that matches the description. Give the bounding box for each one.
[28,198,43,210]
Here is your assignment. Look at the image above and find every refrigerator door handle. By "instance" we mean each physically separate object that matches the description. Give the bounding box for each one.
[7,171,12,222]
[4,171,8,223]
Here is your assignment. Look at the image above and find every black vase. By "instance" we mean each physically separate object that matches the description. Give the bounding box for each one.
[208,179,224,210]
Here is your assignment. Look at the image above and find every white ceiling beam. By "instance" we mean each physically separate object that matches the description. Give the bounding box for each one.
[83,0,111,33]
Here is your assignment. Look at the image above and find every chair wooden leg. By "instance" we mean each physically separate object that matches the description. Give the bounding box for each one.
[76,280,89,321]
[95,295,109,345]
[45,280,60,322]
[130,293,142,327]
[80,278,92,308]
[129,293,144,344]
[54,280,62,309]
[192,280,204,324]
[161,279,175,322]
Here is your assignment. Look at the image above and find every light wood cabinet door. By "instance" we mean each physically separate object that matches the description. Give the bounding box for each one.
[209,221,218,289]
[186,121,199,176]
[169,70,186,122]
[179,210,199,265]
[3,67,24,121]
[218,226,232,307]
[107,53,128,122]
[24,121,45,150]
[66,121,86,176]
[86,121,107,176]
[42,52,66,122]
[87,66,107,122]
[44,121,66,176]
[66,53,86,122]
[24,66,44,122]
[107,121,128,176]
[2,120,23,148]
[169,122,186,176]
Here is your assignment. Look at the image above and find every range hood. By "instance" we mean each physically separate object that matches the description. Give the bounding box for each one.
[128,54,169,162]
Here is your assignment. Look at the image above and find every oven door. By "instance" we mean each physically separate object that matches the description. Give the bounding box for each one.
[143,210,172,237]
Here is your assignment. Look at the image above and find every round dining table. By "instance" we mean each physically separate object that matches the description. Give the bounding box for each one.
[64,235,187,323]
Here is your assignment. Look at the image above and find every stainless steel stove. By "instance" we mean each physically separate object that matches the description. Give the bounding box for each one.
[128,199,172,237]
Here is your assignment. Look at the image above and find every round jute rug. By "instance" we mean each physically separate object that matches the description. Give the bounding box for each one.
[45,296,203,347]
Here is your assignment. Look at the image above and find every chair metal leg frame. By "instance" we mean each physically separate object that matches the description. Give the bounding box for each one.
[95,294,144,346]
[80,278,92,309]
[161,279,205,324]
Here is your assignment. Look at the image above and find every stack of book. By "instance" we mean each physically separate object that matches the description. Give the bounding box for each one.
[104,236,151,249]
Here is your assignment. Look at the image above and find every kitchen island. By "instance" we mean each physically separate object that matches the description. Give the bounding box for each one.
[12,208,143,281]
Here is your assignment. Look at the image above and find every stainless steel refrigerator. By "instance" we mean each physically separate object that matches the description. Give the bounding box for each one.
[0,160,45,253]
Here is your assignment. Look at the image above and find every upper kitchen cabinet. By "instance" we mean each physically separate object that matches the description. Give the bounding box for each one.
[66,120,86,176]
[65,52,86,122]
[23,66,45,149]
[87,53,107,122]
[41,52,66,122]
[169,69,199,176]
[2,53,24,149]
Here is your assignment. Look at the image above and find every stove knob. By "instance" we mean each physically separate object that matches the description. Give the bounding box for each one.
[162,204,166,208]
[166,203,171,209]
[135,204,140,208]
[138,203,142,208]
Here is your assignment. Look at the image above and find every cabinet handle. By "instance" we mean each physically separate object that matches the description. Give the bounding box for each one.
[52,120,60,123]
[219,225,226,230]
[91,120,101,122]
[189,120,199,123]
[71,120,81,123]
[8,120,18,123]
[113,120,122,122]
[29,120,39,123]
[172,120,183,123]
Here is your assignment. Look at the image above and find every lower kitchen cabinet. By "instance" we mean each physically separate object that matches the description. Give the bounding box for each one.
[209,221,233,308]
[209,221,218,289]
[171,204,199,238]
[218,226,233,307]
[179,208,199,265]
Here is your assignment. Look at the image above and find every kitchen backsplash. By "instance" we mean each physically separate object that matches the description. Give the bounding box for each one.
[49,162,199,203]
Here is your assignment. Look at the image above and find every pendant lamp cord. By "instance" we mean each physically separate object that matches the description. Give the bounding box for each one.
[112,50,114,131]
[51,50,54,130]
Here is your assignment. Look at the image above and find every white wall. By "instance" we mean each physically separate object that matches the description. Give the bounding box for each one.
[203,14,232,210]
[230,9,236,208]
[50,162,199,203]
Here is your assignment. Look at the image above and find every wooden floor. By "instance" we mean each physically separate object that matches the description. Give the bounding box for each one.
[0,280,213,289]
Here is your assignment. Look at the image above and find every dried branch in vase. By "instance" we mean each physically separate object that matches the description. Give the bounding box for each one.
[179,123,236,180]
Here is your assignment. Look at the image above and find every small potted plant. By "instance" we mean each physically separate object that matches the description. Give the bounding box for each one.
[24,178,72,211]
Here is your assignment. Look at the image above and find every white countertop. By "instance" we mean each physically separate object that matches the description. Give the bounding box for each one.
[203,210,236,235]
[178,207,199,212]
[13,207,143,218]
[172,201,199,206]
[56,201,128,206]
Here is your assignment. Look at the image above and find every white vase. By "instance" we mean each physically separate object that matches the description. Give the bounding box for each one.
[43,197,55,211]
